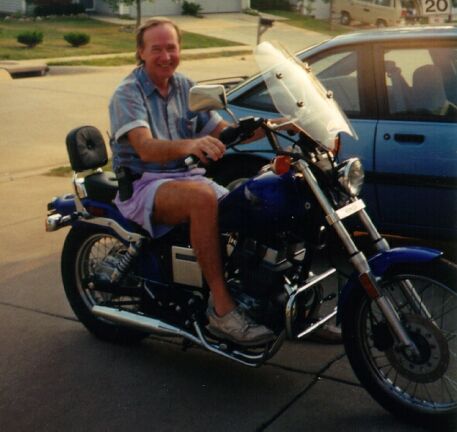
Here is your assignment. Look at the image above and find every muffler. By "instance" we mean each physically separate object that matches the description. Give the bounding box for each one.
[91,305,283,367]
[91,305,200,342]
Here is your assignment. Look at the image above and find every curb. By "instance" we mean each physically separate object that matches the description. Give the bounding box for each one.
[0,45,252,72]
[0,68,12,80]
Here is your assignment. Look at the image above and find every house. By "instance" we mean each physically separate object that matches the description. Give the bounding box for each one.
[0,0,252,17]
[0,0,30,15]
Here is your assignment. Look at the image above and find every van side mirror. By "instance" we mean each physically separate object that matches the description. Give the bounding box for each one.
[189,85,227,112]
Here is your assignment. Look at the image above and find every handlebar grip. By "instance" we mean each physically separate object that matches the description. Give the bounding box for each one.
[184,155,200,167]
[219,126,241,146]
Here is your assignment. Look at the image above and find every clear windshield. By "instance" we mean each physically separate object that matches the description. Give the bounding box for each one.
[254,42,357,152]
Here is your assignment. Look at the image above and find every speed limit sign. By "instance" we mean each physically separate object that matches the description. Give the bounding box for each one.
[421,0,451,15]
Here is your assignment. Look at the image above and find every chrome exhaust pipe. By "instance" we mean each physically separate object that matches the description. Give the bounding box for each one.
[92,306,283,367]
[92,305,201,342]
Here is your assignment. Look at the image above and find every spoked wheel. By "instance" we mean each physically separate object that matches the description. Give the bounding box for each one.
[62,225,147,343]
[342,258,457,426]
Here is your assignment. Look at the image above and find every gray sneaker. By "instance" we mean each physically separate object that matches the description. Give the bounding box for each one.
[207,301,274,346]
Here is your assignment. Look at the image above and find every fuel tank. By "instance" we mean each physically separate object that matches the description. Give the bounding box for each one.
[218,171,319,237]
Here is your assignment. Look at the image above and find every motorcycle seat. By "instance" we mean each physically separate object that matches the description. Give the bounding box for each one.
[85,171,118,204]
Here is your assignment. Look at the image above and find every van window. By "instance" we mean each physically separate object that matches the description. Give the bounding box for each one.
[375,0,392,7]
[383,47,457,120]
[233,49,362,117]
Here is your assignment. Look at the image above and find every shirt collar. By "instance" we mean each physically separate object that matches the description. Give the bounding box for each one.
[136,66,177,99]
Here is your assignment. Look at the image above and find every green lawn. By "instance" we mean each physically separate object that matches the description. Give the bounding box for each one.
[0,16,241,60]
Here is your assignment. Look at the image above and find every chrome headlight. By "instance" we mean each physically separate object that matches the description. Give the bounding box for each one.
[338,158,364,196]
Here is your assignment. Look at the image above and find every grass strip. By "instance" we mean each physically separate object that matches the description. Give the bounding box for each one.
[0,17,241,60]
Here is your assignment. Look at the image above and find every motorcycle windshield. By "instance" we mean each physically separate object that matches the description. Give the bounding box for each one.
[254,42,357,152]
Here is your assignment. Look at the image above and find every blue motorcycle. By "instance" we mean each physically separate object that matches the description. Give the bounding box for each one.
[46,43,456,426]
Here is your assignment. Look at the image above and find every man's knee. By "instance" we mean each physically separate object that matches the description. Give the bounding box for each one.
[154,181,218,224]
[191,183,218,208]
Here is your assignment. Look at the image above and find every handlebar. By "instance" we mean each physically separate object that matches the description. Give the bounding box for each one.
[184,117,265,168]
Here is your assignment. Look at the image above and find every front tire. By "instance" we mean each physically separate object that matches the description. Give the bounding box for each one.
[342,258,457,426]
[61,225,147,344]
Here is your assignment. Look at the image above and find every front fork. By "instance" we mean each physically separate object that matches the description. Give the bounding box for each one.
[295,160,421,356]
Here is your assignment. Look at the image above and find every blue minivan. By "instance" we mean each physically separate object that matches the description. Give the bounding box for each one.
[207,27,457,240]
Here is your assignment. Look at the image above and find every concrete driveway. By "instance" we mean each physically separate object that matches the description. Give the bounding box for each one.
[96,12,330,54]
[161,13,329,53]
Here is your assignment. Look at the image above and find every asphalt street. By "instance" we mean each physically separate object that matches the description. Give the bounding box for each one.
[0,13,451,432]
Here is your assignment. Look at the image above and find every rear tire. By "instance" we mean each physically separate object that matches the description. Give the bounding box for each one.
[342,258,457,426]
[62,225,147,344]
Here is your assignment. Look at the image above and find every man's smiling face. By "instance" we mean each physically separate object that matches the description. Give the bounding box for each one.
[139,23,180,87]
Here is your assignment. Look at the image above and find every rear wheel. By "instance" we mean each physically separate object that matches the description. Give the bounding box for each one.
[376,19,388,27]
[342,258,457,426]
[62,225,147,344]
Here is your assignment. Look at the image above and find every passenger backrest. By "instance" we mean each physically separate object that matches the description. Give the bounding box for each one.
[66,126,108,172]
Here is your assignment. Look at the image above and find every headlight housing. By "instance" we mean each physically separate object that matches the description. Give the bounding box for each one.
[338,158,364,196]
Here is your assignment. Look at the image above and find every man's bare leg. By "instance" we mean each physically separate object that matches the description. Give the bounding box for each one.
[153,181,235,316]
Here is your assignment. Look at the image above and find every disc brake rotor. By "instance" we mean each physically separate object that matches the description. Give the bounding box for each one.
[385,314,450,383]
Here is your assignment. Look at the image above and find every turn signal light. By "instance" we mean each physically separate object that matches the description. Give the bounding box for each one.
[272,155,291,175]
[332,135,341,156]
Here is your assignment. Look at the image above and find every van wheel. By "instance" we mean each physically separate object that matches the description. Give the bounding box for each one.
[340,11,351,25]
[376,19,387,27]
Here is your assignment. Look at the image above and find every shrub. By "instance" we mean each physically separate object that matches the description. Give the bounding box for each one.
[17,30,43,48]
[181,1,203,17]
[251,0,292,10]
[64,32,90,47]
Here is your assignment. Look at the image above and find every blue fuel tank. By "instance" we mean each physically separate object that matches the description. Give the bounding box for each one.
[218,171,318,236]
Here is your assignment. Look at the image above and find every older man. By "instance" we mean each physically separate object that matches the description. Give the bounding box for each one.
[109,18,274,346]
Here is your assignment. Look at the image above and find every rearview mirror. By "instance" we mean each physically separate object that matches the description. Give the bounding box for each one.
[189,85,227,112]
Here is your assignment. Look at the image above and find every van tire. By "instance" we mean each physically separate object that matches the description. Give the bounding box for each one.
[376,19,387,27]
[340,11,351,25]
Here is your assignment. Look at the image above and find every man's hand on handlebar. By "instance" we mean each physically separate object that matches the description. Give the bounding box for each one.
[188,135,226,164]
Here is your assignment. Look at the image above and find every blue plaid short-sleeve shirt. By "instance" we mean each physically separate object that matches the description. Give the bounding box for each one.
[109,66,223,174]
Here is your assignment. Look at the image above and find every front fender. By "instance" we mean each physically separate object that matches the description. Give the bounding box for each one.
[336,246,442,324]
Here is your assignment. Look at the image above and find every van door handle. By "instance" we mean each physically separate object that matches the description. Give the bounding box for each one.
[363,7,370,11]
[394,133,425,144]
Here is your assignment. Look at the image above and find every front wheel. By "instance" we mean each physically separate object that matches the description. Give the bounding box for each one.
[61,225,148,344]
[342,258,457,426]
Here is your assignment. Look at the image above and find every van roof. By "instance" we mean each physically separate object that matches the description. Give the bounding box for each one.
[304,26,457,52]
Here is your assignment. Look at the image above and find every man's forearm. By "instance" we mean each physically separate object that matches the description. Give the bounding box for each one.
[133,136,192,163]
